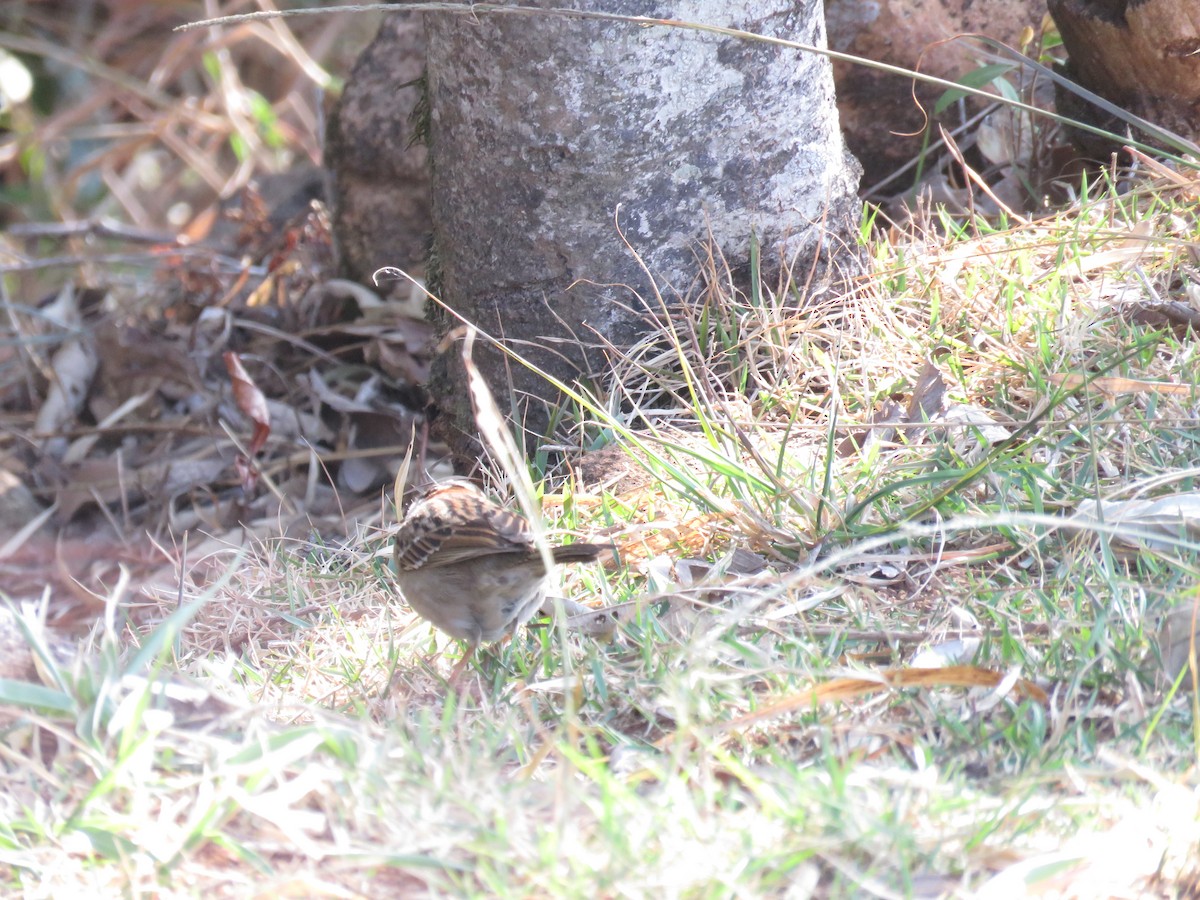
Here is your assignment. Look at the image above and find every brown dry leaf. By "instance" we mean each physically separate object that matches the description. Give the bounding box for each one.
[1073,493,1200,552]
[369,328,434,385]
[903,357,948,442]
[976,106,1034,169]
[614,511,732,562]
[299,368,372,414]
[223,351,271,456]
[838,358,947,456]
[837,398,905,456]
[937,404,1013,466]
[1156,598,1200,692]
[546,485,737,567]
[662,664,1049,747]
[1186,280,1200,313]
[1051,372,1197,397]
[90,318,199,411]
[299,370,419,492]
[50,454,228,523]
[223,351,271,495]
[33,284,99,456]
[338,409,419,494]
[676,547,769,583]
[840,558,908,587]
[332,306,436,385]
[0,531,163,621]
[262,397,331,445]
[1121,300,1200,334]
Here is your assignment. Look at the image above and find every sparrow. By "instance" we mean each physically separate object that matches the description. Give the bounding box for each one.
[392,479,604,683]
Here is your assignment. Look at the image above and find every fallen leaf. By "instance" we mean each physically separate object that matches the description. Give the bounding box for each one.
[1052,373,1196,397]
[223,351,271,493]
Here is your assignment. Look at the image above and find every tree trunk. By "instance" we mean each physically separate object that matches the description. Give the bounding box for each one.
[326,13,431,293]
[424,1,862,462]
[1048,0,1200,156]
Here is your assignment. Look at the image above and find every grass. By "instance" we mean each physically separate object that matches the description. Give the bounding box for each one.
[5,162,1200,896]
[4,4,1200,896]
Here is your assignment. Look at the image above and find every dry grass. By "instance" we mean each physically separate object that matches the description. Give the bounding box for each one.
[5,165,1194,896]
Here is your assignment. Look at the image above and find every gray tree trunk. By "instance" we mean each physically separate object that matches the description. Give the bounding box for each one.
[327,13,431,291]
[424,1,862,461]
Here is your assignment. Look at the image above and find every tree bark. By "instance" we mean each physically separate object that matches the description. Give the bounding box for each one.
[1048,0,1200,156]
[326,13,431,293]
[423,1,862,462]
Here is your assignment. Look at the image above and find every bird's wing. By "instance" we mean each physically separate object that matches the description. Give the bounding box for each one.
[395,484,532,569]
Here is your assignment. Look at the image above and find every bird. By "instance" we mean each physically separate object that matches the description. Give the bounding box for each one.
[392,478,605,684]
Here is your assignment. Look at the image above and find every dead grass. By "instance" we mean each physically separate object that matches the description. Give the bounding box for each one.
[3,162,1192,896]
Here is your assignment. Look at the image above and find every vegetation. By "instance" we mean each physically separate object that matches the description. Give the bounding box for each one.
[2,4,1199,896]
